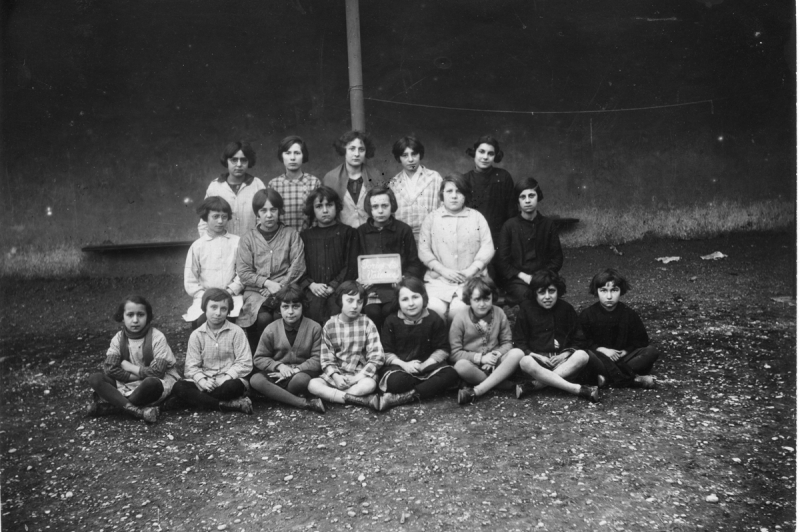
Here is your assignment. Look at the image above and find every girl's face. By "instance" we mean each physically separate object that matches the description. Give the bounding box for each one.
[344,138,366,168]
[397,287,424,321]
[227,149,248,179]
[473,143,496,171]
[205,299,230,329]
[313,197,337,227]
[282,143,304,173]
[258,200,280,231]
[469,288,492,319]
[518,188,539,215]
[340,293,364,322]
[280,301,303,326]
[123,302,148,334]
[207,210,230,236]
[442,182,466,213]
[535,285,558,310]
[399,147,420,174]
[597,281,621,312]
[370,193,393,226]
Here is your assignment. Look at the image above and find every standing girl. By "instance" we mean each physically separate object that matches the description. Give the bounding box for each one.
[198,140,266,237]
[387,136,443,242]
[461,135,516,239]
[267,136,321,231]
[87,295,181,423]
[376,278,459,411]
[236,189,306,351]
[323,130,384,228]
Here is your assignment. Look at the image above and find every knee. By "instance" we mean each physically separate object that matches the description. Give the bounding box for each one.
[307,378,325,394]
[172,380,194,397]
[507,348,524,363]
[453,359,474,375]
[249,372,268,388]
[359,378,377,394]
[87,372,107,389]
[288,374,311,395]
[519,356,537,375]
[572,350,589,366]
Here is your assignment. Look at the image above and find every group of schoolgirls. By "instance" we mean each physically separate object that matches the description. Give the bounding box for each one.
[85,132,660,423]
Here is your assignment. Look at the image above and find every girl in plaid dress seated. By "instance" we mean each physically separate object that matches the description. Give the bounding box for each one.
[87,295,181,423]
[307,281,385,409]
[267,136,321,231]
[172,289,254,414]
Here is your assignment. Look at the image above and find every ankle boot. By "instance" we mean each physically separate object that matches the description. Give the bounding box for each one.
[220,396,254,414]
[378,391,418,412]
[578,386,600,403]
[305,397,326,414]
[344,393,379,411]
[633,375,657,389]
[515,381,538,400]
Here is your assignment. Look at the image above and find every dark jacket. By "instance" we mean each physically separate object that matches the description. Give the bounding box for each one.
[497,213,563,283]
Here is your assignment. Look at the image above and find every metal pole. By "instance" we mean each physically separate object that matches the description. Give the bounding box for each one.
[345,0,365,131]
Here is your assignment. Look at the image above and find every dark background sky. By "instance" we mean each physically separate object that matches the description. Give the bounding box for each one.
[0,0,795,246]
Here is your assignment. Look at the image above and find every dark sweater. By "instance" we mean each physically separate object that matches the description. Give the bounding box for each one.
[379,311,450,367]
[513,298,584,354]
[357,216,425,289]
[497,213,563,282]
[462,167,516,238]
[300,222,358,288]
[578,302,650,352]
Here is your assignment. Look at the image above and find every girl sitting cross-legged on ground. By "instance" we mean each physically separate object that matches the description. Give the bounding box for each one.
[374,277,460,412]
[172,289,254,414]
[307,281,385,410]
[513,270,599,403]
[249,284,326,413]
[450,277,525,405]
[579,268,660,389]
[87,295,181,423]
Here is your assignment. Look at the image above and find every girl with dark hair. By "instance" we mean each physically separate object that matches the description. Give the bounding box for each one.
[323,130,384,228]
[418,174,494,321]
[375,278,459,411]
[268,136,321,231]
[86,295,181,423]
[236,189,306,351]
[198,140,266,237]
[462,135,516,239]
[387,136,443,242]
[300,186,359,325]
[497,177,564,304]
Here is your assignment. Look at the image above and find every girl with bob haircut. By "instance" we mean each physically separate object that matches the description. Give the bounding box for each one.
[172,288,255,414]
[323,130,384,228]
[375,277,459,411]
[87,295,181,423]
[387,135,443,242]
[236,188,306,351]
[513,270,599,403]
[418,173,494,321]
[198,140,266,237]
[449,277,524,404]
[250,284,326,413]
[300,186,359,324]
[462,135,516,239]
[267,135,321,231]
[357,186,424,331]
[579,268,659,388]
[497,176,564,304]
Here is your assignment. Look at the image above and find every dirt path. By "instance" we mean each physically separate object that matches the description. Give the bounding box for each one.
[1,231,795,531]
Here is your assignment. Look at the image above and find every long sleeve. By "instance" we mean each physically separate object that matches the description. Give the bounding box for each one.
[136,331,173,379]
[225,327,254,380]
[358,320,385,379]
[470,213,495,272]
[578,308,602,351]
[295,324,322,373]
[448,313,483,365]
[624,306,650,351]
[400,224,425,280]
[331,226,358,288]
[184,331,206,382]
[380,319,399,366]
[184,245,204,298]
[252,326,281,372]
[320,326,341,378]
[427,315,450,364]
[543,223,564,272]
[103,333,137,382]
[512,305,536,356]
[284,229,307,285]
[417,213,437,268]
[494,309,513,355]
[236,231,265,289]
[496,221,519,281]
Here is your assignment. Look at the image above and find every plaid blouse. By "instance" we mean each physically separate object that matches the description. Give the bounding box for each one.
[184,320,253,383]
[388,166,442,242]
[268,173,321,231]
[320,314,384,384]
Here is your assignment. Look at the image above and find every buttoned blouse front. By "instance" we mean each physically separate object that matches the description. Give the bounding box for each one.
[418,206,495,282]
[388,165,442,241]
[198,173,266,237]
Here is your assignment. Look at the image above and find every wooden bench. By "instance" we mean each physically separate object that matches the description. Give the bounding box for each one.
[81,241,194,253]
